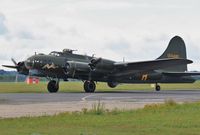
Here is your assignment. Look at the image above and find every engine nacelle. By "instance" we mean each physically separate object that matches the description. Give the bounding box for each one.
[64,61,90,76]
[89,57,102,70]
[18,61,29,75]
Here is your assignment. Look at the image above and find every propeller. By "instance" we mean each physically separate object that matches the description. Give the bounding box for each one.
[87,57,102,81]
[84,53,102,71]
[2,58,29,75]
[2,58,18,69]
[3,58,22,71]
[11,58,17,66]
[2,65,18,69]
[89,57,102,71]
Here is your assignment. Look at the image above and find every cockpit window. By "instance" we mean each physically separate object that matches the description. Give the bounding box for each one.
[49,51,62,57]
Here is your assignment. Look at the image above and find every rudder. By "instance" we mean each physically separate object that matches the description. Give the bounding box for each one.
[157,36,188,72]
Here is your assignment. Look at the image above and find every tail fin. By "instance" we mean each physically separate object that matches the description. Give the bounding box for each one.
[157,36,188,72]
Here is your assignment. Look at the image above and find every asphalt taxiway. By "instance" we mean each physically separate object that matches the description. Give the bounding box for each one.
[0,90,200,118]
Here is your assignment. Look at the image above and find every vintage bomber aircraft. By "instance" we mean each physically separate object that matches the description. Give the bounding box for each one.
[3,36,200,93]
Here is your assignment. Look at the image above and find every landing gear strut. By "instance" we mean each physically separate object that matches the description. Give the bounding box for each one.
[84,81,96,93]
[155,83,161,91]
[47,80,59,93]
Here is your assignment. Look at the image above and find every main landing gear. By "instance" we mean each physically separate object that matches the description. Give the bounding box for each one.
[155,83,161,91]
[47,80,96,93]
[84,81,96,93]
[47,80,59,93]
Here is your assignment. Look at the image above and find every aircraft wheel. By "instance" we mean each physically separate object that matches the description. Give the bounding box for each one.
[107,82,117,88]
[47,80,59,93]
[84,81,96,93]
[155,84,161,91]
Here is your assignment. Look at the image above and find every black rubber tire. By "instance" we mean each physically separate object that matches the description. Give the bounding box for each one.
[47,80,59,93]
[84,81,96,93]
[155,85,161,91]
[107,82,117,88]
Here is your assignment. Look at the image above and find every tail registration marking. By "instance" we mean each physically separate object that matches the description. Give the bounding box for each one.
[167,53,180,59]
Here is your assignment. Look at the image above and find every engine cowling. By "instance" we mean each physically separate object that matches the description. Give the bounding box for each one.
[89,57,102,70]
[15,61,29,75]
[64,61,90,76]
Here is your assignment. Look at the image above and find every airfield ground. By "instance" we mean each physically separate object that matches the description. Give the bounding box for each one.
[0,82,200,134]
[1,101,200,135]
[0,81,199,93]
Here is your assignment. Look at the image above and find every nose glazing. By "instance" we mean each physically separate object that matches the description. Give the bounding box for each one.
[25,59,34,69]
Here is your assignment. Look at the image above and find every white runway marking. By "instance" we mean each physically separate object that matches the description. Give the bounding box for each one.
[103,97,134,100]
[81,94,105,101]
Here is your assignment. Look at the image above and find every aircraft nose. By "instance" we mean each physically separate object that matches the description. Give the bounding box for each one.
[25,59,34,69]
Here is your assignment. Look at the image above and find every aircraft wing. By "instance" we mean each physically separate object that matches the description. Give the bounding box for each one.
[114,58,193,72]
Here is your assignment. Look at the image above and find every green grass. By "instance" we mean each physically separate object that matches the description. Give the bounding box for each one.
[1,101,200,135]
[0,81,199,93]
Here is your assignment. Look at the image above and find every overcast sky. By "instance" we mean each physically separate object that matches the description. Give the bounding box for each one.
[0,0,200,70]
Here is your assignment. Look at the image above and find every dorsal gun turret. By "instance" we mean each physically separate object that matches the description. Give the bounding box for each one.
[63,49,77,54]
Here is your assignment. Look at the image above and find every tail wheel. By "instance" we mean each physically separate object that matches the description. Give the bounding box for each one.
[84,81,96,93]
[47,80,59,93]
[107,82,118,88]
[155,84,161,91]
